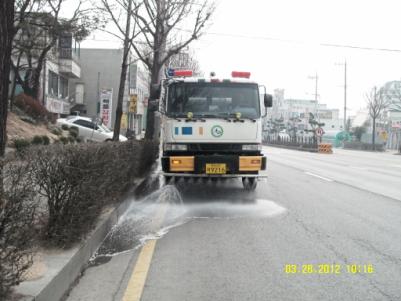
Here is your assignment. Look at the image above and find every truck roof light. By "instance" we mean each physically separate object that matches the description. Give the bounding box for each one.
[173,70,193,77]
[232,71,251,78]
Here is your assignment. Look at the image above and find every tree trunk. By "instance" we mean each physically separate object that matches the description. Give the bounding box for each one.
[0,0,15,157]
[9,69,17,111]
[113,51,130,140]
[113,0,132,141]
[144,64,163,140]
[144,0,166,140]
[30,66,43,100]
[372,117,376,151]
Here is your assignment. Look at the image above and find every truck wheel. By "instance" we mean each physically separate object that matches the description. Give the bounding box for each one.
[164,176,172,184]
[242,177,257,190]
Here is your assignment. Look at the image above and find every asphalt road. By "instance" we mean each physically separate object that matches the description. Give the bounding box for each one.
[66,147,401,301]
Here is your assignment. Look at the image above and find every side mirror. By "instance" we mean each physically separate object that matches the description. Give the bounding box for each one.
[264,94,273,108]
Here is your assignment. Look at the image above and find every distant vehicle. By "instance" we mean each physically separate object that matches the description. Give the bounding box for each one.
[56,116,128,142]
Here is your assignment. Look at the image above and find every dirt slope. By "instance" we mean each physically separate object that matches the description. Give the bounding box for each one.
[6,112,58,145]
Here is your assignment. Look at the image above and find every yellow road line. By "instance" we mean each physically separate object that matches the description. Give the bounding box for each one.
[122,239,157,301]
[122,203,169,301]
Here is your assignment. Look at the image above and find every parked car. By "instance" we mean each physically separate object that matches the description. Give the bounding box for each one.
[56,116,128,142]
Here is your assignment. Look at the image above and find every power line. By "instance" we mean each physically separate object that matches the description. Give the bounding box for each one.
[85,28,401,53]
[174,27,401,53]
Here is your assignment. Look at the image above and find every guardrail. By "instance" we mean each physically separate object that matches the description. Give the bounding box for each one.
[264,135,318,152]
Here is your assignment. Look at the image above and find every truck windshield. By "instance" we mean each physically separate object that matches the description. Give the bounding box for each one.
[167,82,260,119]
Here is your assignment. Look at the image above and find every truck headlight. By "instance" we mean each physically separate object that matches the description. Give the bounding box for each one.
[164,143,187,151]
[242,144,261,151]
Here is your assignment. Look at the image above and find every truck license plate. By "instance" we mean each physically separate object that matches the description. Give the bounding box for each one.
[206,163,226,174]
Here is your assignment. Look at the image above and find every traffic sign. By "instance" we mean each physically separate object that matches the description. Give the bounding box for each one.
[315,127,324,137]
[380,131,387,139]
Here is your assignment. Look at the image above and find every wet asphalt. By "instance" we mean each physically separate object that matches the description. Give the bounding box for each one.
[66,147,401,301]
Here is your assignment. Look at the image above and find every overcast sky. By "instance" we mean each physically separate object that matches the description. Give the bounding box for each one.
[83,0,401,116]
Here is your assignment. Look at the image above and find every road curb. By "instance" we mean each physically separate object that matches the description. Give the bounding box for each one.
[16,176,150,301]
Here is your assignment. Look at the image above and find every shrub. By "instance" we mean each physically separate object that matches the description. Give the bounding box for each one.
[0,159,37,299]
[28,141,159,247]
[343,141,384,151]
[20,116,36,124]
[67,136,76,144]
[13,138,31,153]
[61,124,69,131]
[32,135,44,145]
[42,135,50,145]
[59,137,69,145]
[47,113,57,124]
[50,127,63,136]
[68,126,79,138]
[31,145,107,246]
[14,94,49,121]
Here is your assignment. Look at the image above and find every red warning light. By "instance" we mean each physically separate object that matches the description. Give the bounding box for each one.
[231,71,251,78]
[174,70,193,77]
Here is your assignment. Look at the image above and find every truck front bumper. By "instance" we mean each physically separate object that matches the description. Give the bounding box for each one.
[161,154,266,175]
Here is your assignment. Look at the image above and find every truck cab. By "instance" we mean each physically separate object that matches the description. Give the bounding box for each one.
[160,70,272,190]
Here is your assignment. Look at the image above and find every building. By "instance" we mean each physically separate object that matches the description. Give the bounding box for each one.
[317,104,342,132]
[11,24,81,116]
[70,48,149,136]
[129,63,149,134]
[46,34,81,115]
[268,89,341,134]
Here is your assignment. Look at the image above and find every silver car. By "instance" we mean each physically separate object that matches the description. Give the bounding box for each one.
[56,116,128,142]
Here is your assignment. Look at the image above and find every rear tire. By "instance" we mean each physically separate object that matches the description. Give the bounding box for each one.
[242,177,257,190]
[164,176,172,185]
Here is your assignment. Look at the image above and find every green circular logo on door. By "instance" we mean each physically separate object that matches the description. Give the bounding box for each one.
[211,125,224,137]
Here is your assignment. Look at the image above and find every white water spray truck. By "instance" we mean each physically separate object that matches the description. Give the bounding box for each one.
[157,70,273,190]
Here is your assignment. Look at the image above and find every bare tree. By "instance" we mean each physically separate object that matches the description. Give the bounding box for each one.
[366,87,390,150]
[11,0,98,100]
[98,0,143,140]
[130,0,214,139]
[167,48,203,76]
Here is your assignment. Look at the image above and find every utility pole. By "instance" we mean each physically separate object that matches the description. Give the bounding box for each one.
[343,60,347,132]
[336,60,347,132]
[308,73,319,120]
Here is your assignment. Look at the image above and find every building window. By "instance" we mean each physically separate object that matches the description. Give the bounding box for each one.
[48,71,58,96]
[60,76,68,99]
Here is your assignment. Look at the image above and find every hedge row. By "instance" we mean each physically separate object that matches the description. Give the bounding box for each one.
[32,140,159,245]
[343,141,385,151]
[0,140,159,298]
[0,159,37,298]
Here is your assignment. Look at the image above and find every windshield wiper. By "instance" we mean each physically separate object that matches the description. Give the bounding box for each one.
[169,113,186,121]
